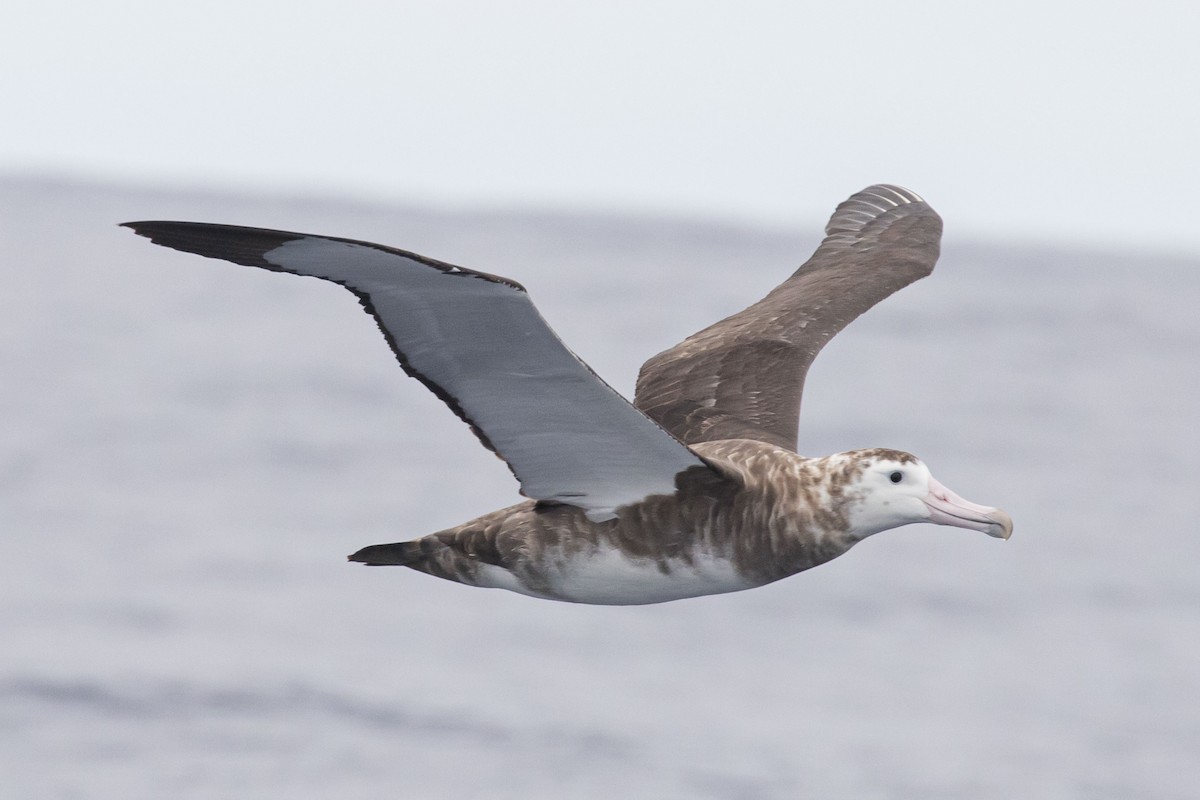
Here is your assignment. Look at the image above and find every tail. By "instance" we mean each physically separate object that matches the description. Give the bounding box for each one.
[348,541,424,566]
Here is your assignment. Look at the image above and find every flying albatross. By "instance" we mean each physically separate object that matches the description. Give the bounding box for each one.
[123,184,1011,605]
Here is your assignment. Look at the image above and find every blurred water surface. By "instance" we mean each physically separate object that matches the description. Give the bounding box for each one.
[1,177,1197,799]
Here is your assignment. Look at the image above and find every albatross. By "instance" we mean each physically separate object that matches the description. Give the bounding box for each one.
[123,184,1011,605]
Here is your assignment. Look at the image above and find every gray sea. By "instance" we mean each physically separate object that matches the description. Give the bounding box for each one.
[2,177,1197,799]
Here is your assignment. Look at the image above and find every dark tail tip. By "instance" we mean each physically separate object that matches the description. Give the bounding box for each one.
[348,541,422,567]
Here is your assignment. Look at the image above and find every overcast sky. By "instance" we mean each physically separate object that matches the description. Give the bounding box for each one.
[4,1,1197,252]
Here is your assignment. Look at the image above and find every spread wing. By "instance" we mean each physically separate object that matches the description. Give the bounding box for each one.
[633,184,943,451]
[122,222,717,521]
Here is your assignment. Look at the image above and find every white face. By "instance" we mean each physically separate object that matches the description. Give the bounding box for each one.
[845,454,1012,540]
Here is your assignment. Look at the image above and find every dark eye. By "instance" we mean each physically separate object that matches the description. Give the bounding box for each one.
[889,471,903,484]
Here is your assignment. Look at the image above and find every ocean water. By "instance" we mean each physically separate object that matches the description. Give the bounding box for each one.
[2,177,1197,799]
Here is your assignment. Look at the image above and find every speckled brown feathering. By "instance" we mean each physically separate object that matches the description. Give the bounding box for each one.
[350,441,851,599]
[345,442,991,605]
[124,184,1012,605]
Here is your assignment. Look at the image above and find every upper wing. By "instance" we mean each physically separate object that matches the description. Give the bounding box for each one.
[633,184,942,451]
[122,222,716,521]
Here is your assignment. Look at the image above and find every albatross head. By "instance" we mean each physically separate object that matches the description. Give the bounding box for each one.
[839,449,1013,541]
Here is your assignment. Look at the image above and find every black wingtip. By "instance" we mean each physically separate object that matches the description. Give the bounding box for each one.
[121,221,174,243]
[347,542,423,567]
[120,220,180,234]
[118,221,306,269]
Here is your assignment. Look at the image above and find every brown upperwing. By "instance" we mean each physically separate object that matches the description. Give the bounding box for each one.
[633,185,943,451]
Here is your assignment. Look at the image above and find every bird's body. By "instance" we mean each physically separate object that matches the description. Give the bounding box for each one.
[355,439,858,604]
[125,184,1012,605]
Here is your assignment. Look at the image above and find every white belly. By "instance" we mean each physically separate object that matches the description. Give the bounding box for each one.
[476,545,755,605]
